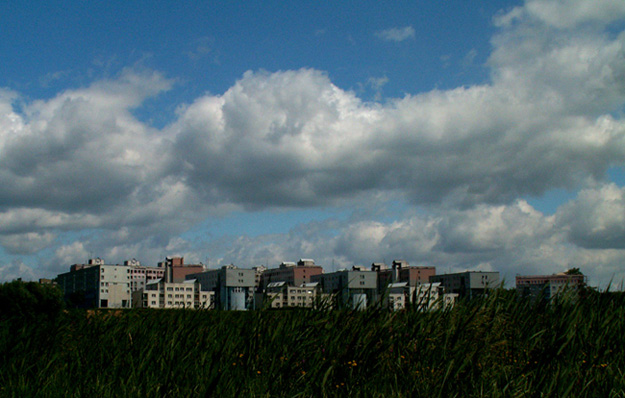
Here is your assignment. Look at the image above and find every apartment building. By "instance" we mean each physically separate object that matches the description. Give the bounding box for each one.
[132,278,214,309]
[157,257,206,283]
[57,258,132,308]
[125,259,165,292]
[259,259,324,291]
[373,260,436,294]
[384,281,458,311]
[186,265,256,310]
[430,271,500,299]
[516,272,587,300]
[311,266,377,309]
[258,281,320,309]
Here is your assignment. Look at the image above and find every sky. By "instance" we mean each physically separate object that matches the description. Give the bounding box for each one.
[1,0,625,287]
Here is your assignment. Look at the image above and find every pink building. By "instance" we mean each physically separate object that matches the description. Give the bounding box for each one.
[516,272,586,300]
[158,257,206,283]
[259,259,324,290]
[373,260,436,293]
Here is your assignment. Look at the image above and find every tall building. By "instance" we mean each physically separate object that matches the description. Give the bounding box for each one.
[373,260,436,294]
[57,258,132,308]
[258,281,320,309]
[430,271,500,299]
[157,257,206,283]
[125,259,165,292]
[132,278,214,309]
[516,272,587,300]
[186,265,256,310]
[384,282,457,311]
[311,266,377,309]
[259,259,324,290]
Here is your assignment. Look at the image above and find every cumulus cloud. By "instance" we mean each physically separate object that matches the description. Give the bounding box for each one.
[375,26,416,42]
[0,260,38,282]
[1,0,625,286]
[170,66,625,209]
[496,0,625,29]
[557,183,625,249]
[0,232,56,255]
[200,197,625,286]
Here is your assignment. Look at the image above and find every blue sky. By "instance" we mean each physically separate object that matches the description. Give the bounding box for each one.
[1,0,625,287]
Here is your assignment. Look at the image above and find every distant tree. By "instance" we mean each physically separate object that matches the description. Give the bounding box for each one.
[564,268,583,275]
[0,280,65,320]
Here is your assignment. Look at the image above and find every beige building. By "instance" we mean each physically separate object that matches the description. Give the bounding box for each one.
[125,259,165,292]
[186,265,256,310]
[516,272,586,300]
[385,282,458,311]
[258,281,320,309]
[57,258,132,309]
[431,271,500,299]
[311,267,378,309]
[132,278,214,309]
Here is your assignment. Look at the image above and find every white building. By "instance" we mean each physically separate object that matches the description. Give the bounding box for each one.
[311,267,378,310]
[258,281,320,309]
[385,282,458,311]
[57,258,132,309]
[132,278,214,309]
[186,265,256,310]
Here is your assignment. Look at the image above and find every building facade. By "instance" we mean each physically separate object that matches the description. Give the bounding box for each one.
[132,278,214,309]
[311,267,378,309]
[430,271,500,299]
[258,281,320,309]
[259,259,324,291]
[187,265,256,310]
[125,259,165,292]
[57,258,132,308]
[516,272,587,300]
[384,281,458,311]
[373,260,436,294]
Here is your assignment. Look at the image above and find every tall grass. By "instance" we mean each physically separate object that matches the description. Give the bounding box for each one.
[1,288,624,397]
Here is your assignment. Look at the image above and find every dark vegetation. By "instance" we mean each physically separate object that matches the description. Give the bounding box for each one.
[1,281,624,397]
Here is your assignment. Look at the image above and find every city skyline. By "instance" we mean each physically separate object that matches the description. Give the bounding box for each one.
[1,0,625,287]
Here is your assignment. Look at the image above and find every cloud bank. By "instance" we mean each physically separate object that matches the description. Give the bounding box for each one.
[1,0,625,285]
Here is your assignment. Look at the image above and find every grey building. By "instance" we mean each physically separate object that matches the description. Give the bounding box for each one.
[430,271,500,299]
[186,265,256,310]
[311,267,378,309]
[516,272,586,301]
[57,258,132,308]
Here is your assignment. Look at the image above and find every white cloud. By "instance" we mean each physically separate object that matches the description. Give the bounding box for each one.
[0,0,624,286]
[557,183,625,249]
[0,232,56,255]
[375,26,415,42]
[0,260,38,282]
[496,0,625,29]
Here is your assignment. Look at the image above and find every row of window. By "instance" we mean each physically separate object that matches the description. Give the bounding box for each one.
[165,287,194,292]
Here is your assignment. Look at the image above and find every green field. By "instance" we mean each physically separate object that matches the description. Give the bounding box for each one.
[1,283,624,397]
